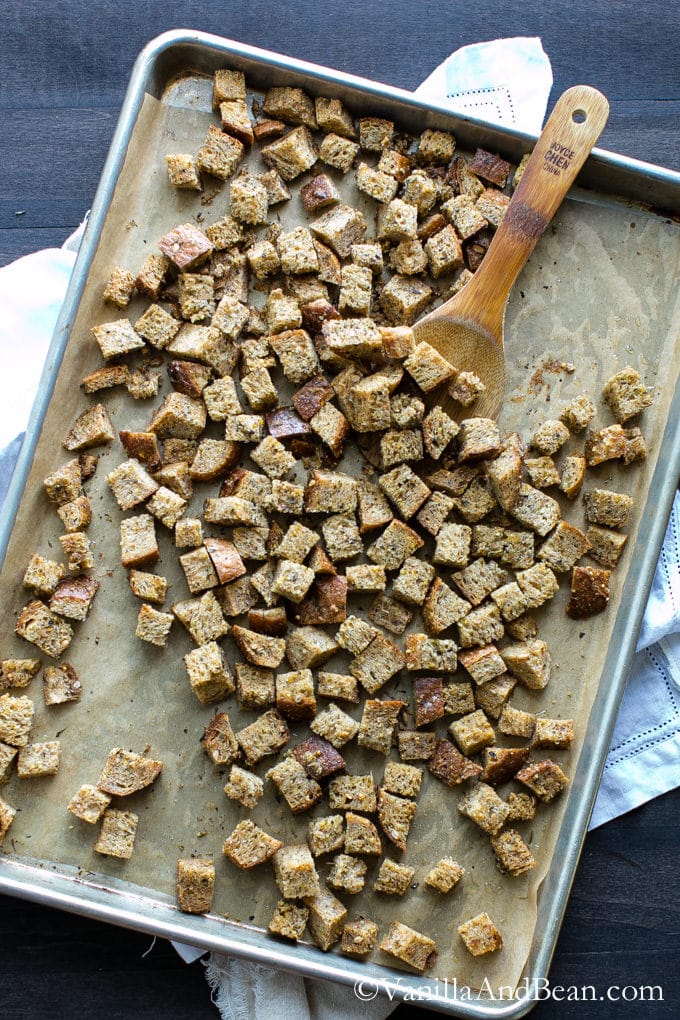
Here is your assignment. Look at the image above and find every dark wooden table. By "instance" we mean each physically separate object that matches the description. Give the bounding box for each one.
[2,2,679,1017]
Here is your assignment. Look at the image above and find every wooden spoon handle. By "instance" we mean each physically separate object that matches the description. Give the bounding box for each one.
[436,85,610,339]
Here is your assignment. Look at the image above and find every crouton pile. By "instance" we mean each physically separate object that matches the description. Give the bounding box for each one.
[0,66,656,971]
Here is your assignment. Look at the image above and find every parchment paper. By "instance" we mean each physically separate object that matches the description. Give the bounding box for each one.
[1,75,679,1000]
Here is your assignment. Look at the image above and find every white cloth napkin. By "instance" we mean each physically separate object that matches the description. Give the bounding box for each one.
[1,36,678,1019]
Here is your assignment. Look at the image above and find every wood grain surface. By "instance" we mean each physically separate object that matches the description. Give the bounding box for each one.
[1,2,679,1018]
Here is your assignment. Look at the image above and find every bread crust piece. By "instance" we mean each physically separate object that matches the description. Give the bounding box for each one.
[566,565,611,618]
[97,748,163,796]
[15,600,74,659]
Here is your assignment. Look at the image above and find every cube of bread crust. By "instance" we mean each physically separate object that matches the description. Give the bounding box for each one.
[506,791,537,822]
[49,575,99,622]
[63,403,116,453]
[303,886,348,952]
[43,458,82,505]
[351,636,405,695]
[0,658,41,693]
[67,783,111,824]
[269,900,309,941]
[501,639,551,689]
[458,913,503,957]
[23,555,65,597]
[341,917,379,957]
[560,393,596,432]
[43,660,83,701]
[223,819,283,869]
[457,603,504,650]
[120,514,159,569]
[273,843,320,900]
[516,758,569,802]
[490,829,536,877]
[15,600,73,660]
[538,521,591,572]
[357,699,404,754]
[379,921,437,973]
[236,709,289,765]
[307,814,345,858]
[267,756,323,814]
[358,116,394,151]
[442,681,476,717]
[184,643,234,705]
[148,393,207,440]
[449,709,495,757]
[374,857,415,896]
[452,558,508,607]
[566,565,611,618]
[398,730,437,761]
[511,484,561,536]
[135,603,174,646]
[405,635,458,672]
[586,525,628,569]
[94,808,138,859]
[403,341,456,393]
[315,96,356,138]
[583,488,633,529]
[335,615,378,656]
[261,126,318,181]
[91,319,145,361]
[377,787,417,851]
[310,703,360,748]
[201,375,244,422]
[344,812,382,856]
[316,671,359,704]
[176,857,215,915]
[424,224,464,278]
[498,705,536,739]
[212,68,246,107]
[602,365,653,421]
[458,782,510,836]
[15,740,60,778]
[275,668,316,721]
[319,132,359,173]
[458,645,507,687]
[378,465,431,520]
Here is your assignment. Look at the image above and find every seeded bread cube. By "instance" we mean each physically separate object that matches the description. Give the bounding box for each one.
[391,557,434,607]
[16,739,59,778]
[272,843,320,899]
[367,593,412,635]
[148,393,207,440]
[506,791,537,822]
[265,288,302,334]
[212,68,246,107]
[275,668,316,721]
[236,709,289,766]
[458,782,509,835]
[533,717,575,750]
[457,603,504,649]
[0,693,35,748]
[511,484,561,536]
[424,224,464,278]
[94,808,138,859]
[306,815,345,859]
[67,784,111,824]
[315,96,355,137]
[1,659,41,693]
[449,370,486,406]
[485,444,524,509]
[378,465,430,520]
[602,365,653,421]
[405,634,458,672]
[91,319,145,361]
[15,601,73,659]
[22,555,65,597]
[316,672,360,705]
[341,917,379,956]
[538,521,591,573]
[233,664,274,711]
[250,436,296,480]
[196,124,244,181]
[49,575,99,623]
[344,812,382,856]
[422,578,470,635]
[321,515,363,562]
[379,274,433,325]
[432,522,472,569]
[357,698,404,754]
[584,488,633,528]
[327,773,376,812]
[560,393,596,432]
[374,858,414,896]
[356,483,393,535]
[43,458,82,505]
[458,913,503,956]
[379,921,437,973]
[586,525,628,568]
[377,787,417,851]
[351,636,405,695]
[442,681,476,717]
[449,709,495,756]
[176,857,215,915]
[173,591,229,644]
[336,615,378,655]
[516,758,569,802]
[515,562,559,609]
[183,642,233,705]
[304,886,347,951]
[525,456,561,489]
[567,565,611,618]
[458,645,507,687]
[356,162,398,204]
[223,819,283,869]
[422,406,459,460]
[267,756,323,814]
[358,116,394,151]
[498,705,536,739]
[285,626,338,670]
[500,639,551,689]
[490,829,536,877]
[402,341,457,395]
[304,470,357,515]
[261,126,318,181]
[474,674,516,720]
[345,565,386,594]
[319,132,359,174]
[398,730,436,761]
[416,492,455,538]
[453,558,508,606]
[198,712,239,769]
[442,193,487,239]
[426,857,465,895]
[323,854,364,895]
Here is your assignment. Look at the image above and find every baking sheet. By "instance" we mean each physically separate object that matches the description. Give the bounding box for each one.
[0,46,679,1011]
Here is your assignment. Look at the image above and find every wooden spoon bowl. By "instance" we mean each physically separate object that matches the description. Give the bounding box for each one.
[415,85,610,420]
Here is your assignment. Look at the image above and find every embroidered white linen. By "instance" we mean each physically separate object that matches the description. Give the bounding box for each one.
[1,37,678,1020]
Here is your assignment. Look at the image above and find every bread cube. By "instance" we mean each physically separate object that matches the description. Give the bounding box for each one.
[344,813,382,856]
[377,787,417,851]
[538,521,591,572]
[262,126,317,181]
[506,791,537,822]
[223,819,283,869]
[498,705,536,739]
[567,565,611,618]
[379,921,437,973]
[304,886,347,951]
[458,782,509,835]
[516,758,569,802]
[358,116,394,151]
[273,843,320,899]
[424,224,463,277]
[335,615,378,656]
[602,365,653,421]
[94,808,138,859]
[267,756,322,814]
[315,96,355,137]
[316,671,359,704]
[319,133,359,173]
[304,469,357,514]
[500,639,551,689]
[425,857,464,893]
[457,603,504,649]
[584,488,633,528]
[15,740,60,778]
[176,857,215,915]
[586,525,628,568]
[15,601,73,659]
[341,917,379,957]
[458,913,503,956]
[511,484,561,536]
[268,900,309,941]
[560,393,596,432]
[357,698,404,753]
[310,703,360,748]
[307,814,345,858]
[0,659,41,693]
[398,730,436,761]
[67,784,111,824]
[374,858,414,895]
[351,636,405,695]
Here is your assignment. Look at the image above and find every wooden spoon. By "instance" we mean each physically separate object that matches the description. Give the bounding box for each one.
[414,85,610,420]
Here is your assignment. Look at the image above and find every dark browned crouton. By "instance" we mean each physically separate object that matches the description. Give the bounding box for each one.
[566,565,611,618]
[427,740,482,786]
[516,758,569,802]
[414,677,445,728]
